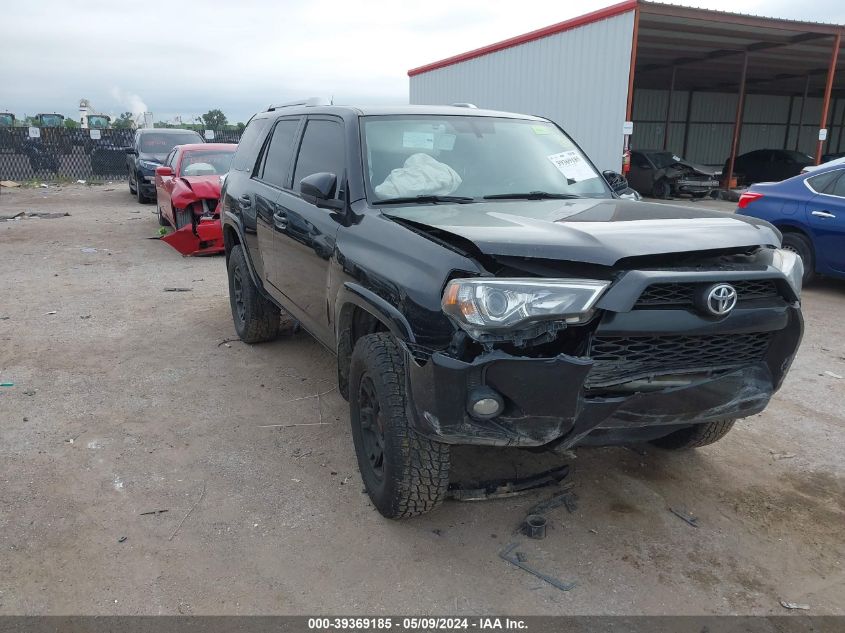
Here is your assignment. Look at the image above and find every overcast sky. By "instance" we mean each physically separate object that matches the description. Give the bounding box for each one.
[2,0,843,124]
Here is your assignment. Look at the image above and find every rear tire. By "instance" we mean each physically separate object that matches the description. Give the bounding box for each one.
[780,232,815,284]
[650,418,736,450]
[157,205,169,227]
[226,245,280,343]
[349,333,450,518]
[128,170,137,195]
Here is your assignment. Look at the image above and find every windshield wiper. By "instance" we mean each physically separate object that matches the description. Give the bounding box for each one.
[372,195,475,205]
[483,191,581,200]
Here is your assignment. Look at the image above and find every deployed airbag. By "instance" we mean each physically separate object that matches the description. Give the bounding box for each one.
[375,153,462,198]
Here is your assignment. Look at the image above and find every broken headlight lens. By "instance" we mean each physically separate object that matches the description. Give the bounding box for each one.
[442,278,609,339]
[771,248,803,298]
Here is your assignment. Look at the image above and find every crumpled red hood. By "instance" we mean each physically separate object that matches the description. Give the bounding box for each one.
[172,175,222,209]
[179,175,221,199]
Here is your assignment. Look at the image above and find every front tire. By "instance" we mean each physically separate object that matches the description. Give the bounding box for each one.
[652,179,672,199]
[136,176,148,204]
[650,418,736,450]
[226,245,280,343]
[349,333,450,519]
[781,232,815,284]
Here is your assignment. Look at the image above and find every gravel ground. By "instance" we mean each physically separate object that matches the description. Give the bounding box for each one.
[0,184,843,615]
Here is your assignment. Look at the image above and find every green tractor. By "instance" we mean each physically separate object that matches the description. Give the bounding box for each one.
[33,113,73,154]
[0,112,18,154]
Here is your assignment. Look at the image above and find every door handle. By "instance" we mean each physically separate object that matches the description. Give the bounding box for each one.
[239,194,251,207]
[273,211,288,230]
[811,210,836,219]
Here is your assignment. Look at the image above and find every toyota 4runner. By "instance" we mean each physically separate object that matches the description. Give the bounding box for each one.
[220,101,803,519]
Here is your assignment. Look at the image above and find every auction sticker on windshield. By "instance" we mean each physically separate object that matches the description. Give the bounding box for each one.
[403,131,435,150]
[547,150,595,182]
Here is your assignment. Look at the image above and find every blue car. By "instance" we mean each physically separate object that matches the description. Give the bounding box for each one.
[737,163,845,283]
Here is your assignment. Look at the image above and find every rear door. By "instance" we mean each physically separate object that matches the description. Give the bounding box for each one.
[268,116,346,343]
[806,168,845,273]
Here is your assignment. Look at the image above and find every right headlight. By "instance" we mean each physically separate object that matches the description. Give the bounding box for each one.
[442,278,609,340]
[770,248,803,298]
[139,159,160,171]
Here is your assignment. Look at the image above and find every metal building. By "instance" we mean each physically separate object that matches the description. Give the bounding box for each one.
[408,0,844,180]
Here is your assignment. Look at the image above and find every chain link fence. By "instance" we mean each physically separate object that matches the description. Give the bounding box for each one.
[0,127,241,182]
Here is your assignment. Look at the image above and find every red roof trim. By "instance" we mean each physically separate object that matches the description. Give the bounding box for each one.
[407,0,638,77]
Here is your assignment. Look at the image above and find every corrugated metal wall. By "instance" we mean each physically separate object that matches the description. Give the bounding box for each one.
[632,88,845,166]
[409,11,636,172]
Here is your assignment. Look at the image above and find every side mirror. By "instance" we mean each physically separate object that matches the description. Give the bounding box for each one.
[603,170,629,194]
[300,172,342,209]
[155,166,173,177]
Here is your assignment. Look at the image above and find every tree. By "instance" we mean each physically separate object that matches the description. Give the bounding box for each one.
[235,121,246,133]
[201,109,227,130]
[64,118,79,129]
[113,112,135,129]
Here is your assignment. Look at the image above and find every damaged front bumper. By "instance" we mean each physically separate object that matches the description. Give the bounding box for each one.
[405,304,803,449]
[161,217,224,256]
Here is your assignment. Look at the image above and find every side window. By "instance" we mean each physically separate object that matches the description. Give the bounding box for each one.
[231,117,270,172]
[165,150,176,168]
[292,119,345,196]
[828,171,845,198]
[807,170,841,194]
[260,119,300,188]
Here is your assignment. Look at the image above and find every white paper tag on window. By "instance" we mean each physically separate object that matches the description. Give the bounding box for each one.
[403,131,434,150]
[435,134,456,151]
[89,129,101,140]
[547,150,595,182]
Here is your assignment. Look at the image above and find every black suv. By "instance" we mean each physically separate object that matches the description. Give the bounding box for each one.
[125,128,203,203]
[220,101,803,519]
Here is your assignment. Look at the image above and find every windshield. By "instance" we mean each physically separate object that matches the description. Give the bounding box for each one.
[179,149,235,176]
[0,114,13,127]
[647,151,683,169]
[40,114,64,127]
[362,116,610,202]
[88,116,110,128]
[140,132,201,154]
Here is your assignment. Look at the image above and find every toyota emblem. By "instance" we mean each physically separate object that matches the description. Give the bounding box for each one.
[704,283,738,316]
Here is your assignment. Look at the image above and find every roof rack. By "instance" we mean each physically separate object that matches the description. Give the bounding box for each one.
[450,102,478,108]
[266,97,332,111]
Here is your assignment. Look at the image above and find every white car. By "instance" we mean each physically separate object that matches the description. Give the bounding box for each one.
[801,155,845,174]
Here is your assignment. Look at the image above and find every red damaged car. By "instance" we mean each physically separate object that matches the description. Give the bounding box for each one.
[154,143,235,256]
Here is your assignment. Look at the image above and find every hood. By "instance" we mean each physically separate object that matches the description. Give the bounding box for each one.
[139,152,168,164]
[381,198,779,266]
[178,175,221,199]
[677,159,721,177]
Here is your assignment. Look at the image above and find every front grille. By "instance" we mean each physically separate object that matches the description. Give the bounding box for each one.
[635,279,779,308]
[585,332,773,388]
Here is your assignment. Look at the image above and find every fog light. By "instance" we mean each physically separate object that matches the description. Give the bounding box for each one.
[468,387,504,420]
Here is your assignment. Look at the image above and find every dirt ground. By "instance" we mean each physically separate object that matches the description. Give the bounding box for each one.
[1,184,843,615]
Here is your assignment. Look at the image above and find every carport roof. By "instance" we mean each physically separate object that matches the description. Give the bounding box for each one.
[408,1,845,96]
[636,2,845,96]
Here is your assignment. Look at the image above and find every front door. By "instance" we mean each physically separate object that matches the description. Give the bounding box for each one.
[807,170,845,273]
[156,149,177,223]
[268,117,346,343]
